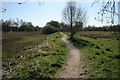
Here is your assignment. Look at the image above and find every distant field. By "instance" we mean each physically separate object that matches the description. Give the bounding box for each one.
[2,32,47,61]
[77,31,118,39]
[74,32,119,78]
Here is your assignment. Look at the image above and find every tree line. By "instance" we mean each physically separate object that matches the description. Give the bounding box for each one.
[1,18,119,33]
[83,25,119,32]
[1,19,41,32]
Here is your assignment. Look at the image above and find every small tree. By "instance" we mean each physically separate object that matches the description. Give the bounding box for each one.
[42,24,58,34]
[63,1,87,39]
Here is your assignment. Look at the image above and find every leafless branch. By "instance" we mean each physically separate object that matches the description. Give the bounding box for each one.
[91,0,100,7]
[92,0,119,25]
[18,0,30,4]
[0,7,6,12]
[18,0,45,6]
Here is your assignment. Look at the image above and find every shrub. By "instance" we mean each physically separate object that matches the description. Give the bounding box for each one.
[42,24,58,34]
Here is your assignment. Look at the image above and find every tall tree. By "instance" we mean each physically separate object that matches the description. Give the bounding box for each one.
[63,1,87,39]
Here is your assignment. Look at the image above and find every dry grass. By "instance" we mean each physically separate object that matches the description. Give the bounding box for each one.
[2,32,47,61]
[77,31,117,39]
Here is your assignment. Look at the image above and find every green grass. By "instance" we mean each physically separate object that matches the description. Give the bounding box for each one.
[74,33,119,78]
[3,31,119,78]
[2,32,68,78]
[2,32,47,61]
[71,35,93,48]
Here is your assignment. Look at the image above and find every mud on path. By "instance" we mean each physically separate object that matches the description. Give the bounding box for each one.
[59,32,86,78]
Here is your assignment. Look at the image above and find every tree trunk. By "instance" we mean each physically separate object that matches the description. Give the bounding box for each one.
[70,32,74,39]
[70,6,73,40]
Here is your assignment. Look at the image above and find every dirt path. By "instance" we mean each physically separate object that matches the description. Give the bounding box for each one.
[59,32,85,78]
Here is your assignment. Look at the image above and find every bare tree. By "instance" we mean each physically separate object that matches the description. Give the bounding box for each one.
[63,1,87,39]
[0,6,6,12]
[92,0,120,25]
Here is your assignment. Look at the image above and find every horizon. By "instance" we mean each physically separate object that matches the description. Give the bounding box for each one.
[1,1,119,27]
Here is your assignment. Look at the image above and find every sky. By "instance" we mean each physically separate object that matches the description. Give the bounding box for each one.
[118,1,120,24]
[1,0,119,27]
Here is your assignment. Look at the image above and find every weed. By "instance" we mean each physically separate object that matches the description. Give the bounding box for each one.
[113,54,120,59]
[100,61,104,64]
[102,51,105,53]
[108,55,113,58]
[105,48,111,51]
[91,43,95,46]
[102,68,111,72]
[53,39,55,42]
[95,52,100,55]
[51,63,62,68]
[95,46,100,49]
[101,44,103,46]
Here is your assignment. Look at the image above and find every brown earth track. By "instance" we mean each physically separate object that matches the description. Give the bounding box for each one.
[59,32,86,78]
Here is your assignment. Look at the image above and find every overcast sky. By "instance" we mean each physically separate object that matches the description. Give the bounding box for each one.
[1,0,119,27]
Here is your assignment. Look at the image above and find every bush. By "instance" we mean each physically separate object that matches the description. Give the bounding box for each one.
[42,24,59,34]
[71,36,93,48]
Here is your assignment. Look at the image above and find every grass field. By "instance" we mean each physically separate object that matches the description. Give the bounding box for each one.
[77,31,118,39]
[2,32,47,61]
[2,31,119,78]
[2,32,68,78]
[73,31,119,78]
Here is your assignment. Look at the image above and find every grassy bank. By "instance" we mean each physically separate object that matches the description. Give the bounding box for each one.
[2,32,68,78]
[72,32,119,78]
